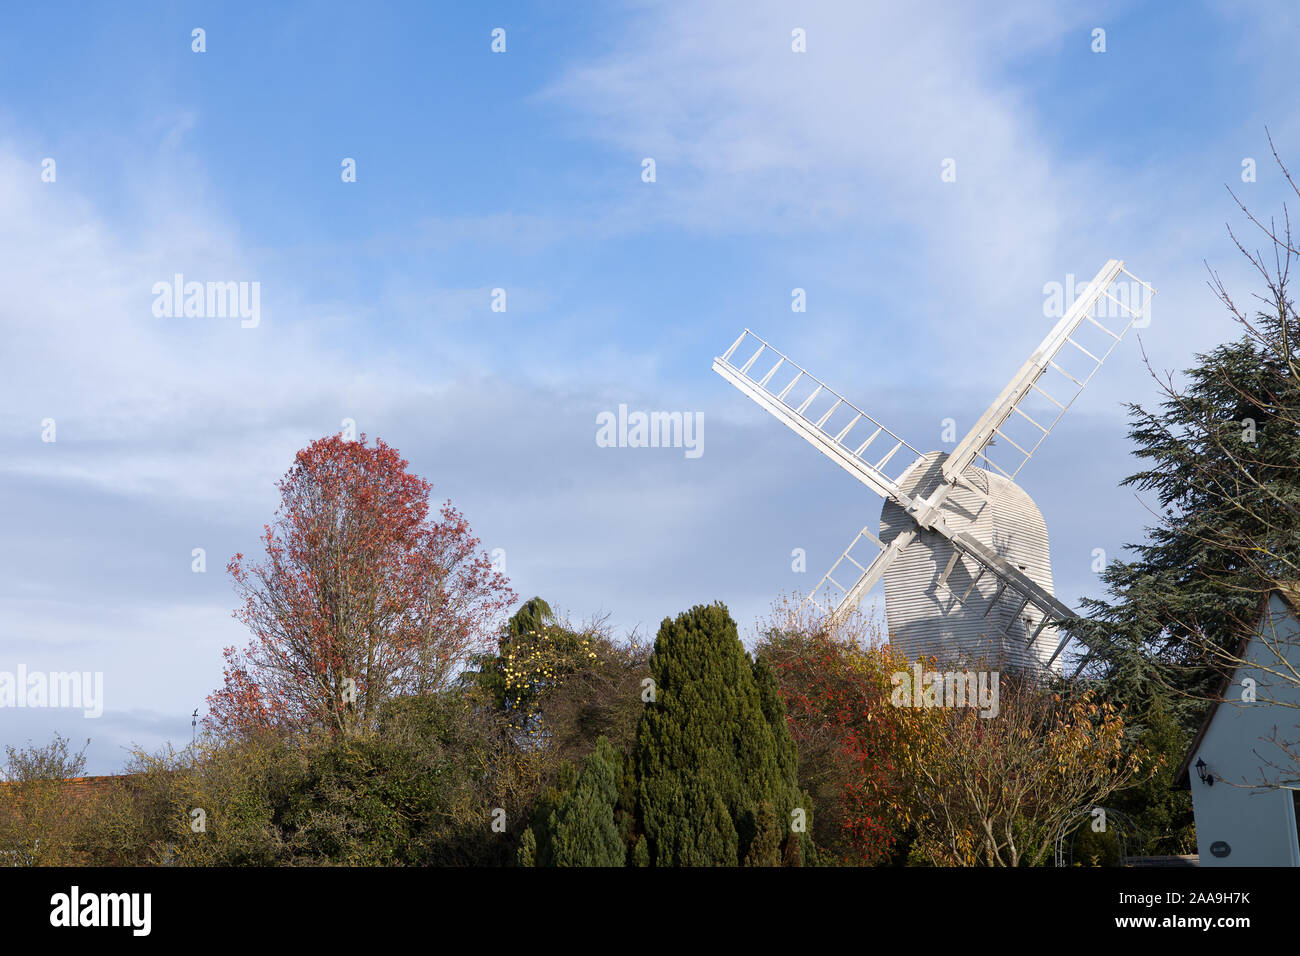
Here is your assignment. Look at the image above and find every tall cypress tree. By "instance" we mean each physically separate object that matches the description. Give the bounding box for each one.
[633,602,813,866]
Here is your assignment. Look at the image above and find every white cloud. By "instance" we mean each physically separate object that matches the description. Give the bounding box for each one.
[542,0,1292,408]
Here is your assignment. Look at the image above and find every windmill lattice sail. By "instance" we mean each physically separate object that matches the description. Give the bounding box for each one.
[945,259,1155,482]
[712,329,923,503]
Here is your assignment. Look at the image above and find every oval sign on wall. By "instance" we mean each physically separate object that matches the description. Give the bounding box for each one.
[1210,841,1231,858]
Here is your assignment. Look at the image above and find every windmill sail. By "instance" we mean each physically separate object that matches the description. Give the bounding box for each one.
[806,525,917,621]
[712,330,923,504]
[944,260,1155,483]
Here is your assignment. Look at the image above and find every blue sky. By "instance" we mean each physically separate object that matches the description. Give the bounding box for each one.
[3,1,1298,773]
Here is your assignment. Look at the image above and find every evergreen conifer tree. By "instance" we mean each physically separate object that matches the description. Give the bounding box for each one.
[547,737,627,867]
[633,602,813,865]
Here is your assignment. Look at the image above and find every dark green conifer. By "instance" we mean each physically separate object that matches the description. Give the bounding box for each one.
[547,737,626,867]
[633,602,813,865]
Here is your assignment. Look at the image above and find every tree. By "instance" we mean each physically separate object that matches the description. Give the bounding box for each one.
[891,679,1148,866]
[757,600,1150,866]
[545,737,627,867]
[0,734,93,865]
[1079,140,1300,715]
[208,434,514,738]
[460,598,655,868]
[1076,138,1300,814]
[633,602,814,866]
[1096,695,1195,856]
[516,827,537,866]
[95,690,529,867]
[742,801,781,866]
[1076,288,1300,720]
[466,598,650,762]
[276,693,505,866]
[757,600,913,865]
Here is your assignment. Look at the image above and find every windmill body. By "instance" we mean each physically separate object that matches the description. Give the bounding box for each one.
[880,451,1057,671]
[712,260,1156,675]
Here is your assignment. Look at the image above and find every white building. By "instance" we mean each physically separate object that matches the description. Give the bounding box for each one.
[1176,590,1300,866]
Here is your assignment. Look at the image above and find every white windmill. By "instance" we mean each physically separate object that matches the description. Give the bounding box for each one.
[713,260,1155,674]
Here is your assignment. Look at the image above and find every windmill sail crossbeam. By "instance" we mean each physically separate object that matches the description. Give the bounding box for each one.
[713,330,923,503]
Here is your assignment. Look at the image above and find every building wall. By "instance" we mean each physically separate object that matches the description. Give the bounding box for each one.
[1189,593,1300,867]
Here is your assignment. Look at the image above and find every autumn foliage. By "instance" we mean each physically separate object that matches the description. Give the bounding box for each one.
[758,605,912,865]
[888,680,1149,866]
[207,434,514,738]
[758,598,1150,866]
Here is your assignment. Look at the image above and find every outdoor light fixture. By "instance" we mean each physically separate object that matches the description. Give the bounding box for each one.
[1195,757,1214,786]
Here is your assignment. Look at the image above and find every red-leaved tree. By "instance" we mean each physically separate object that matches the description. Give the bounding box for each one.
[757,599,911,865]
[207,434,515,738]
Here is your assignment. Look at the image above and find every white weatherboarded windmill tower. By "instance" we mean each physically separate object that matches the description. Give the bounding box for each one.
[713,260,1155,673]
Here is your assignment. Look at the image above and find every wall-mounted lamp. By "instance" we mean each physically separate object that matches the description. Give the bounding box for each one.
[1195,757,1214,787]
